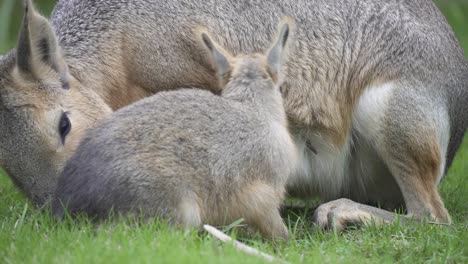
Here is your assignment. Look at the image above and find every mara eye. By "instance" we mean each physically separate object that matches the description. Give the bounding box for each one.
[58,112,71,144]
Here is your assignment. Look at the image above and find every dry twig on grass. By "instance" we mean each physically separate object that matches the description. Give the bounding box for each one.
[203,224,289,264]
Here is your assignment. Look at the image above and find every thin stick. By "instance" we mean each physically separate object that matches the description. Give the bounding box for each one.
[427,221,451,226]
[203,224,288,263]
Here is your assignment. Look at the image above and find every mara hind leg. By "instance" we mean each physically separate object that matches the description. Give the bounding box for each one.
[377,89,451,223]
[238,181,289,240]
[314,82,451,230]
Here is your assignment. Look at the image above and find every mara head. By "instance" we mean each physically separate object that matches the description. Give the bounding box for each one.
[197,17,294,93]
[0,0,112,206]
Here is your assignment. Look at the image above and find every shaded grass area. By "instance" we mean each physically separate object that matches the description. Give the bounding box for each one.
[0,0,467,263]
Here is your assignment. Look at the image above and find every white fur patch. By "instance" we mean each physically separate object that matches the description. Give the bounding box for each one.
[177,197,202,228]
[353,82,395,144]
[432,104,450,185]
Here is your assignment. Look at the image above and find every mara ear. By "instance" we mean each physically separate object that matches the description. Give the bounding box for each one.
[266,17,294,83]
[16,0,70,89]
[199,31,232,85]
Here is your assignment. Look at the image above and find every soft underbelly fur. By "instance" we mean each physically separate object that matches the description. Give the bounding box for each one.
[286,82,406,210]
[286,131,404,210]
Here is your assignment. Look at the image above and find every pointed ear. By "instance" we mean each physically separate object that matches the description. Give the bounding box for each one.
[199,31,232,84]
[16,0,70,89]
[266,18,294,82]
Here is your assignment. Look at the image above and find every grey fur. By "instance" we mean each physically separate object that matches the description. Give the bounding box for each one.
[0,0,466,227]
[52,21,297,239]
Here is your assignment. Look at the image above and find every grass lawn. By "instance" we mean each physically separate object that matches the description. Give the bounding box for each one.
[0,138,466,263]
[0,1,467,263]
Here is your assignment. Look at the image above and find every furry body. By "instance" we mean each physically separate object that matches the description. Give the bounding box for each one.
[53,24,296,239]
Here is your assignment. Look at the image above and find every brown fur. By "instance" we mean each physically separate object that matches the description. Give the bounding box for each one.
[402,134,450,223]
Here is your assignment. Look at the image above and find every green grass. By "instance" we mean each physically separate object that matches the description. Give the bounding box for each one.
[0,0,467,263]
[0,137,466,263]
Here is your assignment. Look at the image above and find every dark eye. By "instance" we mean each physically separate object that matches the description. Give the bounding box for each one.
[58,112,71,144]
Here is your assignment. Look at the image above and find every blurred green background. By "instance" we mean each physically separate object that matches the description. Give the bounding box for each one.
[1,0,468,54]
